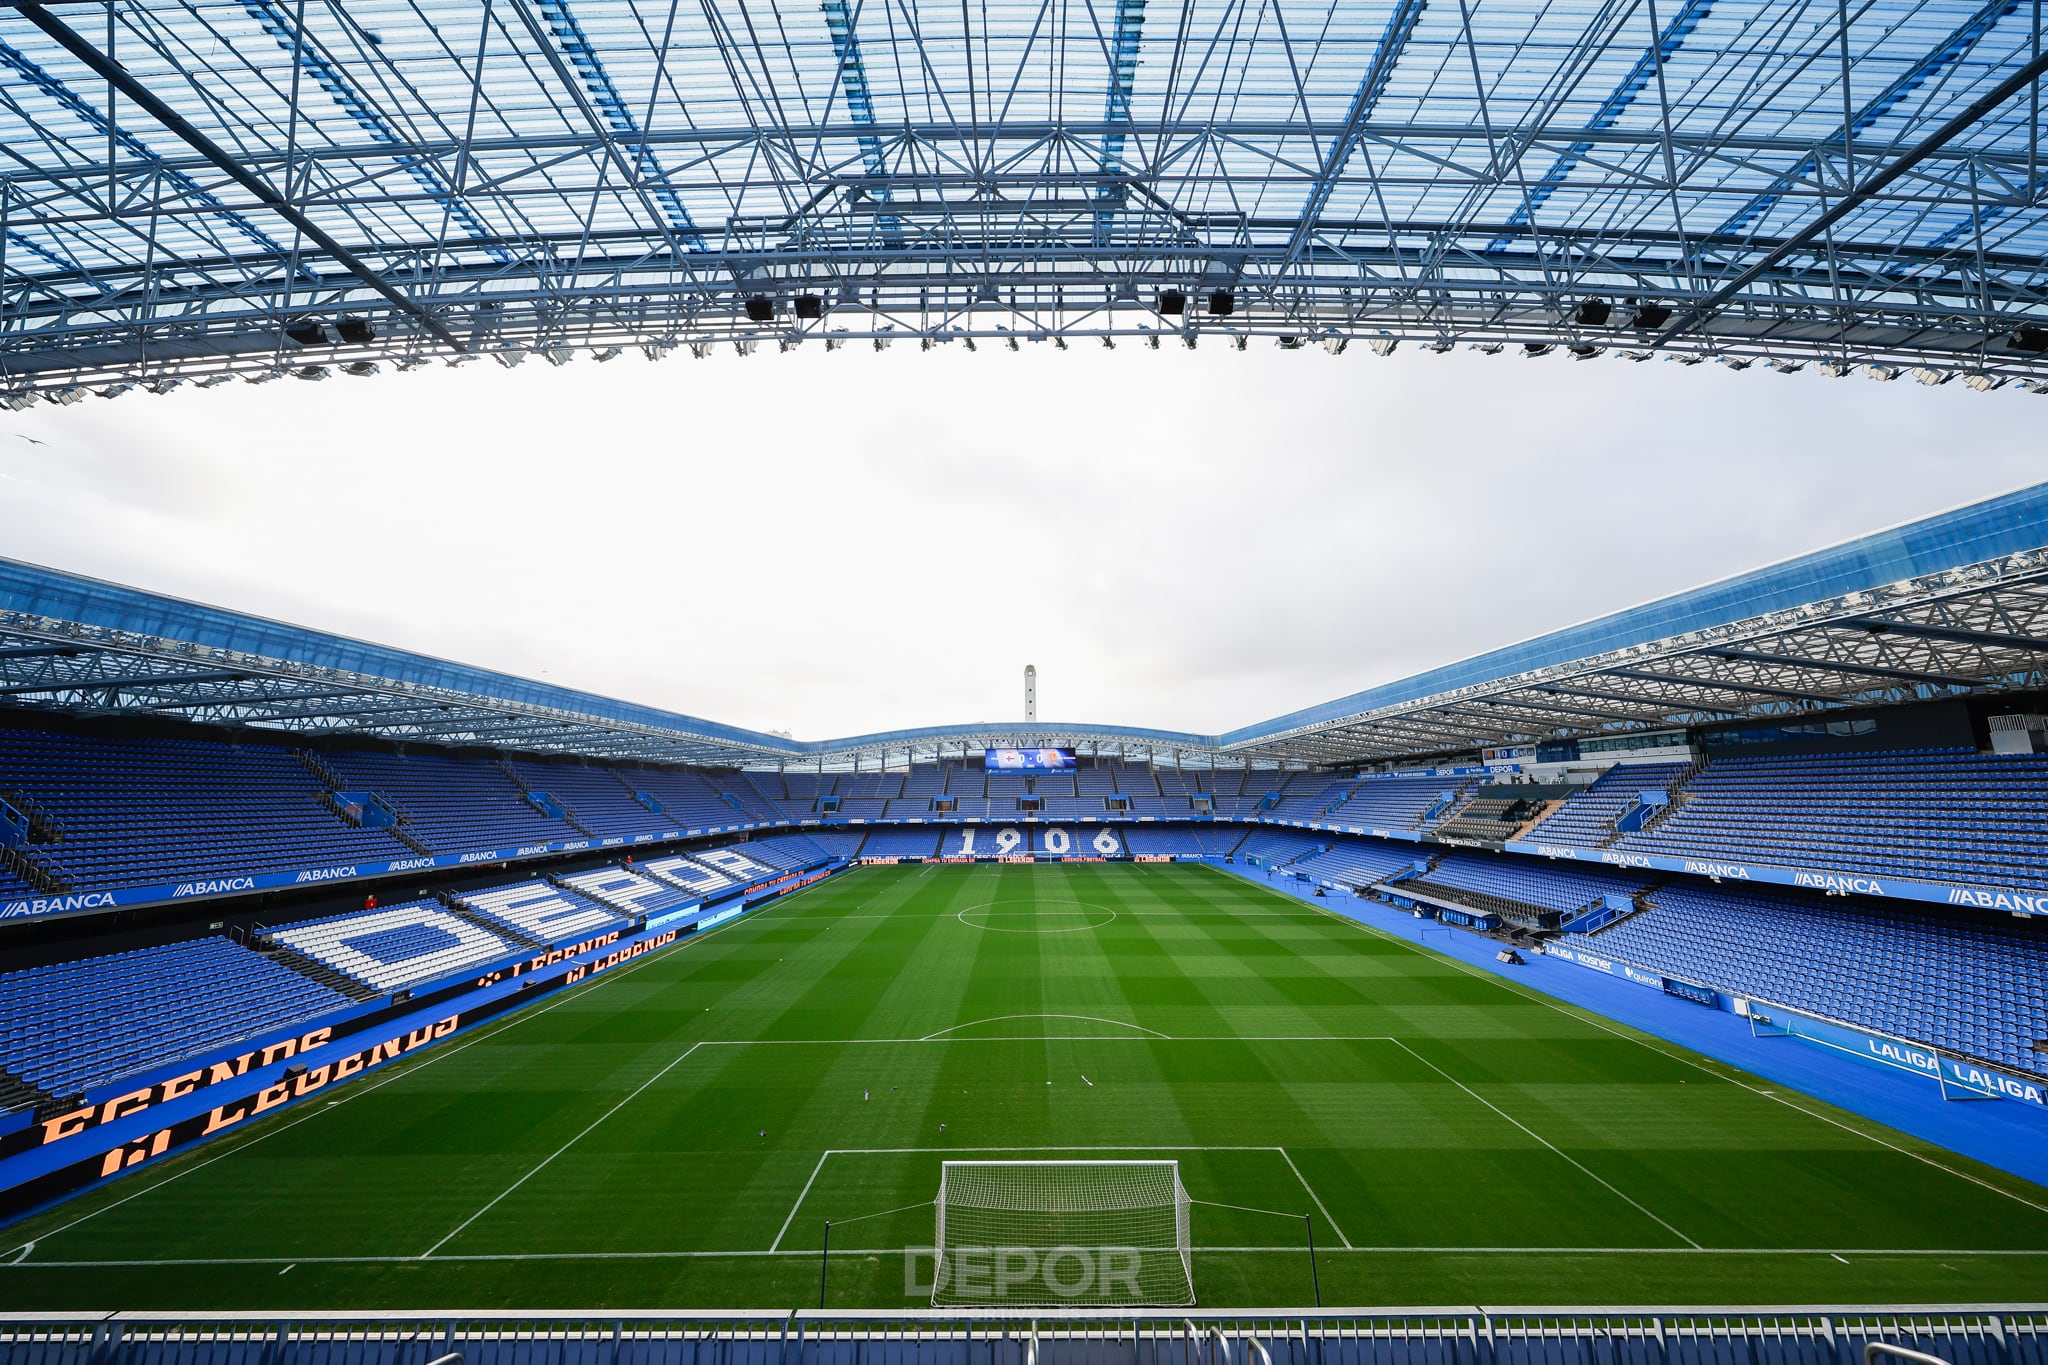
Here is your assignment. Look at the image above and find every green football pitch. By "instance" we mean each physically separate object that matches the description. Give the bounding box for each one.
[2,861,2045,1312]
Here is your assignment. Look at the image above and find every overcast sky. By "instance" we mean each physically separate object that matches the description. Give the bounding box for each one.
[1,348,2042,741]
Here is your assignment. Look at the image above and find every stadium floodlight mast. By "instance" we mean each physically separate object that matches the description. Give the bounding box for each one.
[930,1160,1195,1307]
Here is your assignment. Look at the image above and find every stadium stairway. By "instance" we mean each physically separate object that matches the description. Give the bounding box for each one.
[252,937,383,1003]
[433,892,549,952]
[497,761,600,839]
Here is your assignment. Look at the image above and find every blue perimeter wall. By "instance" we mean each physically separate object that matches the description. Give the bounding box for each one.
[1210,862,2048,1192]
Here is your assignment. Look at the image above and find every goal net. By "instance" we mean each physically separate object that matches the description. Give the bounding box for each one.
[931,1160,1194,1307]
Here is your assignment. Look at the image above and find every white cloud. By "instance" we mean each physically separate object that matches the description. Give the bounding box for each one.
[1,347,2040,741]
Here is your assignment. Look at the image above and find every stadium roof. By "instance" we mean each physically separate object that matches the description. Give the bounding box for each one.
[2,0,2047,400]
[0,483,2044,767]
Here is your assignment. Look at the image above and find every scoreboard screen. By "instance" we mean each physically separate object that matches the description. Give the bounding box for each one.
[985,746,1076,772]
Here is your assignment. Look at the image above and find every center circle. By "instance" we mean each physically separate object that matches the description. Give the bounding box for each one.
[956,900,1118,934]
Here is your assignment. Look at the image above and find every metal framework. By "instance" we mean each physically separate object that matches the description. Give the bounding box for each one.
[2,0,2048,399]
[0,484,2044,770]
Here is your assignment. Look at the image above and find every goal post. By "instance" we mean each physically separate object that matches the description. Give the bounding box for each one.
[931,1159,1194,1307]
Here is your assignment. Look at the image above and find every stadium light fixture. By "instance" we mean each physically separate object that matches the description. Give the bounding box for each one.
[2022,379,2048,394]
[1668,353,1703,365]
[1621,350,1654,362]
[642,343,673,361]
[1369,338,1397,356]
[542,347,574,366]
[1522,342,1553,357]
[97,383,133,398]
[1863,364,1900,381]
[144,377,180,394]
[734,339,759,356]
[1471,342,1503,355]
[592,347,622,363]
[1182,334,1198,349]
[689,342,712,359]
[1278,336,1303,349]
[1322,333,1347,355]
[1911,367,1951,385]
[292,366,329,381]
[344,361,381,377]
[1423,339,1452,353]
[1232,334,1247,350]
[42,386,84,404]
[242,371,280,385]
[1767,358,1806,374]
[1964,373,2006,391]
[1568,343,1600,359]
[0,390,33,411]
[1817,361,1853,377]
[1717,355,1752,370]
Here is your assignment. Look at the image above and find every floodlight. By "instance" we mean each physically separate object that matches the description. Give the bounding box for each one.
[1277,336,1303,349]
[1522,342,1553,356]
[1322,333,1347,355]
[1963,372,2005,391]
[1766,358,1805,374]
[1008,334,1020,351]
[1182,334,1197,349]
[243,371,281,385]
[1148,333,1160,349]
[1471,342,1503,354]
[592,347,623,362]
[734,339,758,355]
[2022,379,2048,394]
[1054,336,1067,350]
[1862,364,1899,381]
[1910,367,1950,385]
[1621,350,1654,362]
[1816,361,1852,377]
[343,361,381,377]
[1232,334,1246,350]
[98,383,134,397]
[292,365,329,381]
[826,331,847,351]
[1717,355,1751,370]
[0,390,33,411]
[1423,338,1452,353]
[1369,338,1397,356]
[1668,353,1703,365]
[643,342,674,360]
[42,386,85,404]
[395,355,429,371]
[146,378,183,394]
[1568,343,1600,359]
[690,342,712,359]
[542,347,574,366]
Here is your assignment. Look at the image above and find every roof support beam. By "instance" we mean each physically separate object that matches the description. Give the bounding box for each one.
[1705,648,1985,689]
[12,2,465,352]
[1600,667,1837,703]
[1658,45,2048,345]
[1845,617,2048,653]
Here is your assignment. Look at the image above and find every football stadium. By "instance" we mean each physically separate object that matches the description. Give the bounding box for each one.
[1,0,2047,1360]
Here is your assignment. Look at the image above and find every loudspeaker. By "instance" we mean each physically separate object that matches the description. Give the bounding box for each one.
[1573,299,1611,326]
[285,321,329,347]
[1158,289,1187,316]
[795,294,824,320]
[336,317,376,345]
[1206,289,1235,316]
[745,295,776,323]
[1631,303,1673,328]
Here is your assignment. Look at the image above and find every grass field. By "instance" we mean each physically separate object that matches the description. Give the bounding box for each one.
[1,861,2044,1311]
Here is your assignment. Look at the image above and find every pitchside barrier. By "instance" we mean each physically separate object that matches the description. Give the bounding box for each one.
[0,1309,2040,1365]
[1536,940,2048,1112]
[0,861,853,1226]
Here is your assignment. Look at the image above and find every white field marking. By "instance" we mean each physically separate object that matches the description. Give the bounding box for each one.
[420,1041,708,1258]
[919,1014,1170,1041]
[1253,869,2048,1220]
[4,1242,30,1265]
[771,1151,834,1251]
[770,1144,1334,1252]
[9,1245,2045,1269]
[1275,1148,1353,1248]
[9,868,841,1264]
[1385,1037,1701,1250]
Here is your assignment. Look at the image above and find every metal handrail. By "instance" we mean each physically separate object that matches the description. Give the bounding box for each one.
[1866,1346,1953,1365]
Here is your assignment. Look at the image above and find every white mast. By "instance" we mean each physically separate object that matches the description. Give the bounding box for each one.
[1025,664,1037,722]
